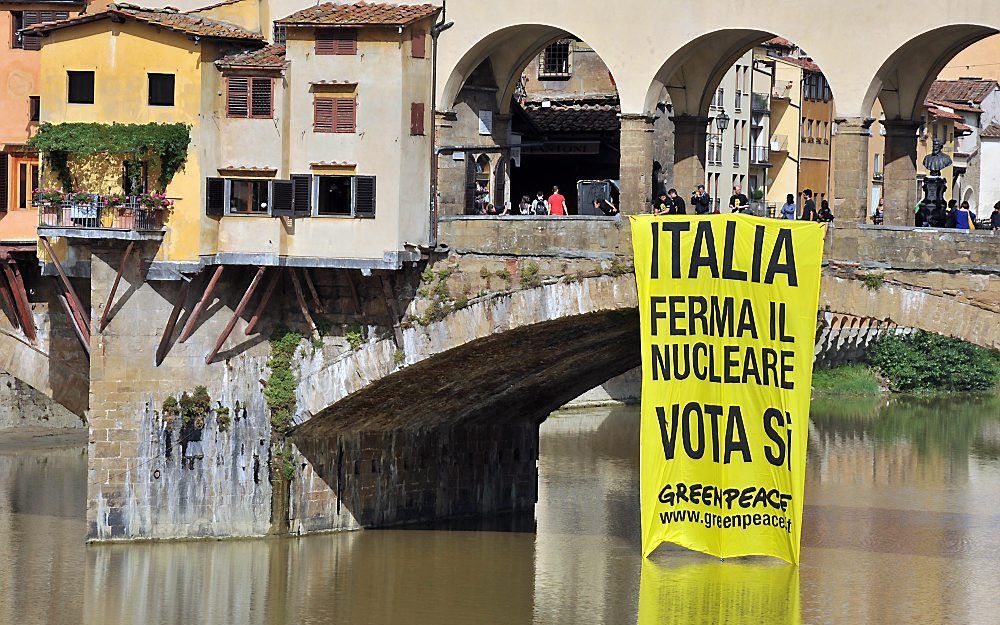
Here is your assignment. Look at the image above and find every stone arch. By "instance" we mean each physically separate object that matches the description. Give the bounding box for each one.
[294,274,639,435]
[0,329,88,418]
[863,24,999,121]
[440,23,623,115]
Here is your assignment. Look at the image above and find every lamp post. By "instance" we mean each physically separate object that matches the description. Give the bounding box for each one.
[715,110,730,132]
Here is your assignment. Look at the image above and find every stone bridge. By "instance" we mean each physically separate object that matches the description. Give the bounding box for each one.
[1,219,997,541]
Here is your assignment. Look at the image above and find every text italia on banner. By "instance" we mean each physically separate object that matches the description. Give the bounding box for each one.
[631,214,826,564]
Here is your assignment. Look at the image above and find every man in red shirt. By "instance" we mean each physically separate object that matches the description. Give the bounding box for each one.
[548,186,568,216]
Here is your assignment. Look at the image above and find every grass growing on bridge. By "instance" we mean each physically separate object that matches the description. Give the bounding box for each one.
[265,326,304,435]
[811,365,884,396]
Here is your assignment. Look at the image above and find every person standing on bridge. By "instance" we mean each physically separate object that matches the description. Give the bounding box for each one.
[955,201,975,230]
[691,184,711,215]
[800,189,817,221]
[729,185,749,213]
[667,188,686,214]
[548,186,568,216]
[780,194,797,220]
[653,191,671,215]
[531,191,548,215]
[991,202,1000,231]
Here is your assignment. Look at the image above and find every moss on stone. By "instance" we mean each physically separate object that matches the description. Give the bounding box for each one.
[264,326,304,435]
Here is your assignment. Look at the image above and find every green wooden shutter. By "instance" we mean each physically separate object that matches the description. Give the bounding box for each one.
[354,176,375,218]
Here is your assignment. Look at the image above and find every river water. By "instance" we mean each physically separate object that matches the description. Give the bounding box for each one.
[2,395,999,625]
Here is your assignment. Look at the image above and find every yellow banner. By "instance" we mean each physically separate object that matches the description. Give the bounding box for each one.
[631,214,825,564]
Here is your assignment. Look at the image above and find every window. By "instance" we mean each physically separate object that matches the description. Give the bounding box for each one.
[226,77,273,118]
[67,71,94,104]
[316,28,357,55]
[273,24,286,46]
[538,40,571,78]
[148,73,175,106]
[314,96,356,133]
[411,28,426,59]
[410,102,425,135]
[122,160,148,196]
[314,175,376,217]
[29,96,39,122]
[478,110,492,135]
[228,179,270,214]
[12,11,24,49]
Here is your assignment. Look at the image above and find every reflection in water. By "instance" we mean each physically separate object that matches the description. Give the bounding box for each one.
[638,557,800,625]
[2,395,1000,624]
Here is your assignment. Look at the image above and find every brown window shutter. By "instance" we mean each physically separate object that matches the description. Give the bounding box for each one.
[317,28,356,55]
[226,76,248,117]
[314,97,334,132]
[411,29,426,58]
[290,174,312,216]
[205,177,225,216]
[335,98,356,133]
[410,102,424,136]
[354,176,376,218]
[335,29,357,55]
[0,154,8,211]
[22,11,41,51]
[250,78,272,118]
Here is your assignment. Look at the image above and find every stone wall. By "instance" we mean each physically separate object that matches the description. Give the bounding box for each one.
[0,372,83,429]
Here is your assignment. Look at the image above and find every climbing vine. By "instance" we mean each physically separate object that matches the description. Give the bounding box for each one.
[28,122,191,192]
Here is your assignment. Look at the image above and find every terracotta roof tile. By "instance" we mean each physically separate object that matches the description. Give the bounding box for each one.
[523,98,620,133]
[781,56,822,73]
[22,3,263,41]
[925,98,981,113]
[925,105,963,121]
[927,79,998,105]
[216,44,285,69]
[981,123,1000,138]
[763,37,795,49]
[276,2,439,27]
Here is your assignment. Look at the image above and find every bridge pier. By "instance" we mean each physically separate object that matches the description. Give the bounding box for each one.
[882,120,923,226]
[620,114,656,213]
[833,117,874,221]
[671,115,710,199]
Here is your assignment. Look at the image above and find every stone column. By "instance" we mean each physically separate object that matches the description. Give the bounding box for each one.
[882,119,923,226]
[619,114,655,213]
[671,115,711,199]
[832,117,874,222]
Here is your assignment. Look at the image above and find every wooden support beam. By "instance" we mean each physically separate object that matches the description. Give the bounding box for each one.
[0,268,22,332]
[178,265,224,343]
[344,269,362,315]
[205,266,266,365]
[155,277,192,367]
[3,259,36,343]
[245,267,282,336]
[39,237,89,346]
[302,268,326,313]
[98,241,136,332]
[55,281,89,356]
[291,268,320,340]
[379,273,404,348]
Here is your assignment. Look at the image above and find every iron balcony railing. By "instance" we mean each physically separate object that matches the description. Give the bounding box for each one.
[770,134,789,153]
[38,197,166,231]
[750,144,770,163]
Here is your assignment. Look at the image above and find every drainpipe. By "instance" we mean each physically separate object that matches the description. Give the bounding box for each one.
[428,2,453,249]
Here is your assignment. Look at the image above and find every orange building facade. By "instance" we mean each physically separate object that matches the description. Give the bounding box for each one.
[0,1,86,244]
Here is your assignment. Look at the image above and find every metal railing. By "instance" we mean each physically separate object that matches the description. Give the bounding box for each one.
[750,144,770,163]
[772,81,793,100]
[38,198,166,231]
[770,134,789,152]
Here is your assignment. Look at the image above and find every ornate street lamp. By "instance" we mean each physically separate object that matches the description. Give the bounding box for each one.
[715,110,730,132]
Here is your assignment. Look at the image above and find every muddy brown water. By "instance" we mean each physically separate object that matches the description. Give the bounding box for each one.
[1,395,999,625]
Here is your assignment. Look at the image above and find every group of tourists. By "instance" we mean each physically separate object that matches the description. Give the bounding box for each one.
[653,184,834,222]
[869,198,1000,230]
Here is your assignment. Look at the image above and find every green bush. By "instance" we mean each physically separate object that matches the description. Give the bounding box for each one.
[869,331,1000,393]
[265,327,304,434]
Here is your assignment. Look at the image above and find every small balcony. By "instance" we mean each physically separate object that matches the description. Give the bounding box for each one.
[749,144,770,165]
[770,134,789,153]
[772,81,794,101]
[37,194,168,241]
